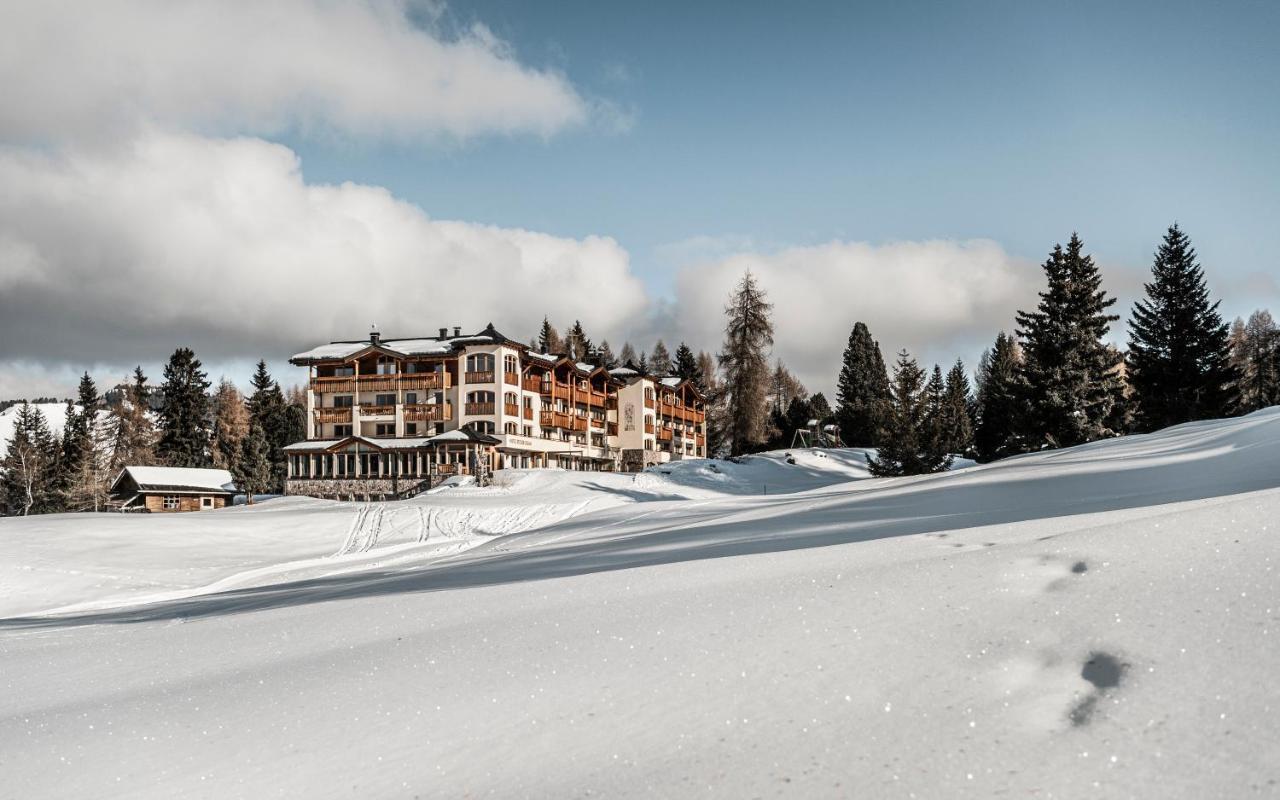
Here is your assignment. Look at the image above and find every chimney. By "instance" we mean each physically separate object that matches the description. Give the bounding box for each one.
[453,325,462,337]
[370,326,381,346]
[438,327,448,339]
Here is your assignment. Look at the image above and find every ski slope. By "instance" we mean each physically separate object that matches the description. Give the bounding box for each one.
[1,412,1279,798]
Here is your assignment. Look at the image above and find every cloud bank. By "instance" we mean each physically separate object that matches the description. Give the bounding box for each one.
[0,0,588,142]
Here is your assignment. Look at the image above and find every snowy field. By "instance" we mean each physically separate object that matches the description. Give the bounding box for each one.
[2,412,1279,798]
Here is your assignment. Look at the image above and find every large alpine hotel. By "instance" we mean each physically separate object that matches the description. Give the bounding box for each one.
[284,324,707,499]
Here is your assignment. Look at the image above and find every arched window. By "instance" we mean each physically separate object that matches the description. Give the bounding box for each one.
[504,391,518,406]
[465,421,496,435]
[467,390,495,404]
[466,353,495,373]
[504,354,519,374]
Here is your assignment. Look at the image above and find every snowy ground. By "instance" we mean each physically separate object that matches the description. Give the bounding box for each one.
[2,414,1279,798]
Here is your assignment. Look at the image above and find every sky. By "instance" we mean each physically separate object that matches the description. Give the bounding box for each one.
[1,0,1278,400]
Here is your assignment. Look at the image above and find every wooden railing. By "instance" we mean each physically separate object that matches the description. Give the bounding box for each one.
[311,374,446,394]
[359,404,394,416]
[644,422,655,434]
[403,403,452,422]
[657,428,673,442]
[315,407,352,424]
[464,370,494,384]
[464,402,496,416]
[522,406,533,420]
[643,397,655,409]
[540,411,585,430]
[523,376,544,393]
[504,402,520,416]
[504,371,520,386]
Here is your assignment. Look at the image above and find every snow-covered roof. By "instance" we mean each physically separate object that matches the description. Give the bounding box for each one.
[609,366,637,376]
[525,351,558,363]
[659,377,682,387]
[290,323,520,364]
[284,436,435,452]
[114,466,236,494]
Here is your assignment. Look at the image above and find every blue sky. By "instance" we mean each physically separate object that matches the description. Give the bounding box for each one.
[289,0,1280,298]
[1,0,1278,398]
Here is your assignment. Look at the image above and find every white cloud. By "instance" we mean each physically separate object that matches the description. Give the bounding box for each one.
[0,131,649,372]
[659,240,1043,395]
[0,0,589,142]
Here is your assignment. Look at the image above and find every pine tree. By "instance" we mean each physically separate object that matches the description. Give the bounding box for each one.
[1234,310,1280,411]
[649,340,672,376]
[868,351,952,477]
[596,340,617,369]
[232,423,272,505]
[974,332,1025,462]
[1016,234,1124,449]
[565,321,592,362]
[695,351,716,394]
[210,378,249,470]
[1127,225,1237,430]
[157,347,212,467]
[673,343,699,383]
[62,374,108,511]
[809,392,832,424]
[940,360,975,457]
[538,318,563,354]
[718,271,774,456]
[924,365,946,457]
[1,403,61,516]
[835,322,892,447]
[246,361,290,492]
[107,366,157,471]
[619,342,638,367]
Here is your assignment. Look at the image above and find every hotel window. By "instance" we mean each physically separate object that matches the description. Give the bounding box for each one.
[504,354,518,373]
[522,425,532,437]
[467,390,495,404]
[504,391,518,406]
[334,424,353,437]
[523,397,533,409]
[405,423,417,436]
[375,423,395,437]
[334,365,355,377]
[465,421,496,435]
[162,496,180,510]
[466,353,495,372]
[376,357,397,375]
[375,393,396,406]
[405,392,418,405]
[333,395,354,408]
[505,422,517,434]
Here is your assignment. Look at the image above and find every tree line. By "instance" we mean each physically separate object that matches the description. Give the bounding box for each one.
[2,350,305,515]
[711,224,1279,476]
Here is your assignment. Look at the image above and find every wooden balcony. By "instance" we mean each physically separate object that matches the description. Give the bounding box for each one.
[540,411,586,431]
[522,406,533,421]
[589,417,605,429]
[657,428,673,442]
[359,404,394,417]
[504,371,520,386]
[435,463,457,476]
[464,402,496,416]
[643,397,655,410]
[523,376,544,393]
[546,382,573,401]
[504,402,520,417]
[644,422,655,434]
[465,370,494,384]
[311,374,447,394]
[315,407,352,424]
[404,403,452,422]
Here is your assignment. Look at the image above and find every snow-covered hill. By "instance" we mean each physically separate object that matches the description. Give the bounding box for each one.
[2,411,1279,798]
[0,400,74,451]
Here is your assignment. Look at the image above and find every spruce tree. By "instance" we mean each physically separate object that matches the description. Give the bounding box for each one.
[65,372,108,511]
[974,332,1024,462]
[835,322,892,447]
[538,318,563,354]
[673,343,699,383]
[618,342,638,367]
[868,351,951,477]
[1235,310,1280,411]
[1015,234,1124,449]
[565,321,592,362]
[808,392,832,424]
[940,360,975,456]
[596,340,617,369]
[1127,224,1237,430]
[649,340,672,376]
[718,271,774,456]
[1,403,61,515]
[157,347,212,467]
[924,365,947,457]
[107,366,157,471]
[233,423,272,505]
[246,361,290,491]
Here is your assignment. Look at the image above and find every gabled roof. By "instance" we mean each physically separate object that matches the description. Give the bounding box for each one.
[110,466,236,495]
[283,435,434,452]
[428,428,502,445]
[289,322,527,365]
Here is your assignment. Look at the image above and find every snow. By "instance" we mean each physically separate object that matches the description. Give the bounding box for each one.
[3,410,1280,797]
[290,333,496,362]
[0,400,74,452]
[114,465,235,492]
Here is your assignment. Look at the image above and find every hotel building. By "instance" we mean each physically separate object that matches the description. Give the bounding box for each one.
[283,324,707,499]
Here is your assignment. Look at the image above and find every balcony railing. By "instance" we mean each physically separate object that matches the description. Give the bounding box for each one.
[311,374,447,394]
[359,404,394,417]
[643,397,655,409]
[504,402,520,416]
[522,406,533,420]
[504,371,520,386]
[465,370,495,384]
[464,402,496,416]
[657,428,673,442]
[315,407,352,424]
[644,422,655,434]
[539,411,586,431]
[404,402,452,422]
[523,376,544,393]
